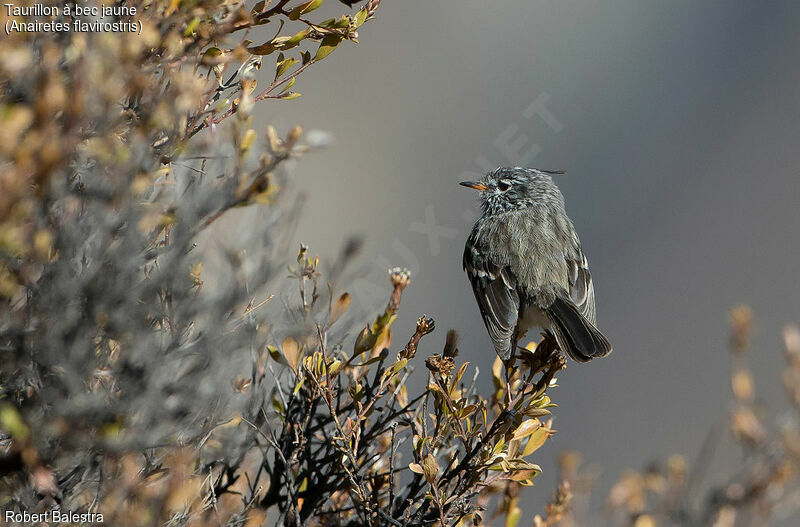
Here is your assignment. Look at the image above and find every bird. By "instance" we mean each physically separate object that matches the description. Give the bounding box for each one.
[461,167,612,363]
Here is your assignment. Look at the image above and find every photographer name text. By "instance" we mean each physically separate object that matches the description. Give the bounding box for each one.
[5,508,104,524]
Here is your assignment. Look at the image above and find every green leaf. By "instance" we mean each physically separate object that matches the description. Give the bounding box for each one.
[287,29,310,46]
[381,359,408,382]
[275,56,298,79]
[271,396,285,416]
[354,7,368,27]
[201,47,222,65]
[330,15,351,28]
[354,325,377,356]
[289,0,323,20]
[280,77,297,94]
[506,501,521,527]
[267,345,286,365]
[0,404,29,441]
[183,17,200,37]
[303,0,324,13]
[315,35,343,61]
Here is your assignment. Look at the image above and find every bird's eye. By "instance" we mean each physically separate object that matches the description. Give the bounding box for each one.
[497,180,511,191]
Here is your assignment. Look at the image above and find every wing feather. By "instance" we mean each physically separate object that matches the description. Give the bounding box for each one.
[566,247,596,324]
[463,234,519,360]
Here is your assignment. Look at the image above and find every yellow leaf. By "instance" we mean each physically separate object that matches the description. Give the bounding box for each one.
[512,419,541,441]
[280,76,296,94]
[374,327,392,354]
[240,129,257,152]
[522,425,555,457]
[506,499,521,527]
[0,404,29,441]
[492,355,504,390]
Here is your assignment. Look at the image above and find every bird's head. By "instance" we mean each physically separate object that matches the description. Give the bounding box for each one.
[460,167,564,216]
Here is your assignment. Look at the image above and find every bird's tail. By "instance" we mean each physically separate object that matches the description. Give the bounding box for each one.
[545,297,612,362]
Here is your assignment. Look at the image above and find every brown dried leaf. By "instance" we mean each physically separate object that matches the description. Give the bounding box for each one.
[282,336,301,372]
[422,454,439,483]
[328,292,350,326]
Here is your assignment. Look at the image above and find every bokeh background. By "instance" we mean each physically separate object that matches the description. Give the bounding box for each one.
[240,0,800,514]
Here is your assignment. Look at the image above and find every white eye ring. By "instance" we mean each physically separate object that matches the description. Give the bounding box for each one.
[497,180,511,191]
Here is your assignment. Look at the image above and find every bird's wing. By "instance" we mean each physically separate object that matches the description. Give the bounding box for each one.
[463,234,520,360]
[566,250,596,324]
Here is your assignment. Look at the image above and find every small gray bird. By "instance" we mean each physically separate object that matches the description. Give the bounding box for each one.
[461,167,612,363]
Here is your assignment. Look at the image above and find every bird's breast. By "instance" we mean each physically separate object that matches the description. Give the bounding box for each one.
[478,210,571,302]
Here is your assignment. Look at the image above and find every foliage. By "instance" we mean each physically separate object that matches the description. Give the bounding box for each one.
[3,2,798,527]
[230,265,565,526]
[0,0,379,297]
[0,1,565,526]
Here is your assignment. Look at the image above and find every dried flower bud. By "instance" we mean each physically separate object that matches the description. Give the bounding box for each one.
[398,315,435,360]
[386,267,411,314]
[416,315,435,336]
[425,354,454,380]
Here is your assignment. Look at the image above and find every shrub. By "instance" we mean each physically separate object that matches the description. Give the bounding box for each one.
[0,2,562,526]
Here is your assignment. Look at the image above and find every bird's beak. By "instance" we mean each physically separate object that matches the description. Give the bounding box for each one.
[459,181,488,191]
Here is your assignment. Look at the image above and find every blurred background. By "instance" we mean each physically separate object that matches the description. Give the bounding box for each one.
[238,0,800,513]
